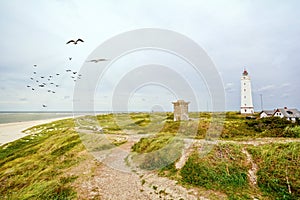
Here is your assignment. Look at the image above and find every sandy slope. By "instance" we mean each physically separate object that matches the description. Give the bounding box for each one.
[0,116,73,146]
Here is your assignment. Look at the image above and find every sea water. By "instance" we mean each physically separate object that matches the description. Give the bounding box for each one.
[0,112,74,124]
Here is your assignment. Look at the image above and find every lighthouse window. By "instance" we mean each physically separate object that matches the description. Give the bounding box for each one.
[244,96,246,98]
[244,83,246,85]
[244,89,246,92]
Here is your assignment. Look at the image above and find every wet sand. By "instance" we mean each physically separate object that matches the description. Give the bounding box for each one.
[0,116,73,146]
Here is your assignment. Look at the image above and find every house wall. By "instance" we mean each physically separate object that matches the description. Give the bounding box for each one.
[260,112,268,118]
[274,111,284,118]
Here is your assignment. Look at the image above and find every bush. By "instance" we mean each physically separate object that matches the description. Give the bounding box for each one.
[283,126,300,138]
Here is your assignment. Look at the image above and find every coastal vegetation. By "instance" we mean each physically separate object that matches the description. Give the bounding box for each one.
[0,112,299,199]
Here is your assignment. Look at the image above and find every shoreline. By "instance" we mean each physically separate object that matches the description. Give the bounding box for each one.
[0,116,73,147]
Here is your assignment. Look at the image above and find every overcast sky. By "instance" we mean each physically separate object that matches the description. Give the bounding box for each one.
[0,0,299,112]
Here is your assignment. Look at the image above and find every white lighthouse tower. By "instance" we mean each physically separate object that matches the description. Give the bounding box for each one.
[240,69,254,114]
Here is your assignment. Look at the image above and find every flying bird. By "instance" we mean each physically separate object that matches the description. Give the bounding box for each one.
[66,69,71,72]
[72,72,77,74]
[26,85,31,88]
[39,85,45,87]
[30,78,34,80]
[32,88,35,90]
[33,72,36,74]
[69,57,72,60]
[87,58,110,63]
[55,85,59,87]
[41,76,44,78]
[66,38,84,45]
[56,73,60,76]
[42,104,47,107]
[49,75,53,78]
[33,64,37,67]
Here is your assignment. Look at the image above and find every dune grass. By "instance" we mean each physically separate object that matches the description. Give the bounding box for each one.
[247,142,300,199]
[158,143,259,200]
[0,118,84,199]
[1,112,300,199]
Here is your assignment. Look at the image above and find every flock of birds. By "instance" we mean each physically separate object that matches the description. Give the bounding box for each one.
[27,38,110,108]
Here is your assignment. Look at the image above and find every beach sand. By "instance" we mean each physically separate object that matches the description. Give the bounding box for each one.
[0,116,73,146]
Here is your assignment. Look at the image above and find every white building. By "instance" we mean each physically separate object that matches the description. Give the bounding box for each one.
[273,107,300,122]
[259,110,274,118]
[240,69,254,114]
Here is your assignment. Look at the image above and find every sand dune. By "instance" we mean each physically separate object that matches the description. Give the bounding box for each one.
[0,116,72,146]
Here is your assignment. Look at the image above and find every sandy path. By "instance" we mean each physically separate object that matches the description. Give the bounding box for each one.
[0,116,73,146]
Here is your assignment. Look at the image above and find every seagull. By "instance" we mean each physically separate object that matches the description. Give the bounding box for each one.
[48,78,50,81]
[26,85,31,88]
[36,80,39,83]
[55,85,59,87]
[78,74,82,76]
[42,104,47,107]
[73,72,77,74]
[69,57,72,60]
[66,69,71,72]
[66,38,84,45]
[33,72,37,74]
[52,91,55,93]
[32,88,35,90]
[56,73,60,76]
[50,82,54,85]
[87,58,110,63]
[48,90,51,92]
[39,85,45,87]
[30,78,34,80]
[33,64,37,67]
[41,76,44,78]
[71,76,75,79]
[49,75,53,78]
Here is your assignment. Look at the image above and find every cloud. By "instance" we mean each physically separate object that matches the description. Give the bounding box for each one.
[19,98,27,101]
[256,85,276,92]
[224,82,235,93]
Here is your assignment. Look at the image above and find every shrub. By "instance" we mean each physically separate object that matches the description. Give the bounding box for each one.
[283,126,300,138]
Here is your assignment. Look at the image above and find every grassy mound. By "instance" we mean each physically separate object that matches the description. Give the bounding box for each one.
[248,142,300,199]
[0,119,84,199]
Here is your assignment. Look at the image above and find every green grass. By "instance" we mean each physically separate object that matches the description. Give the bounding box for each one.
[1,112,300,199]
[0,118,84,199]
[247,142,300,199]
[131,131,184,170]
[178,143,253,199]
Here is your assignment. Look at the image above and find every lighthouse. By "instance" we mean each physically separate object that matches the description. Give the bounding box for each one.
[240,69,254,114]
